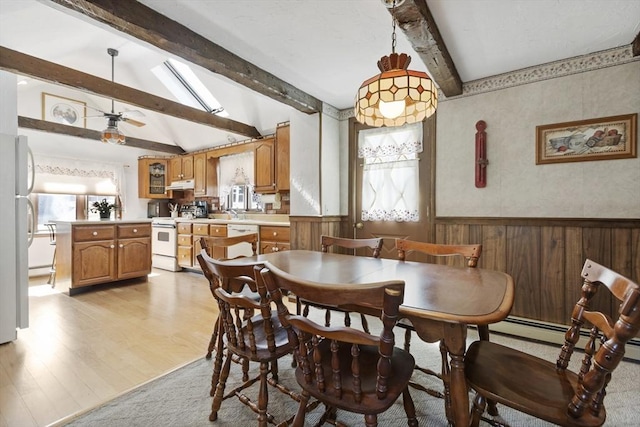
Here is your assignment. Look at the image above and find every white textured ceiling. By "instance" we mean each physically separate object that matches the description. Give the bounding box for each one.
[1,0,638,154]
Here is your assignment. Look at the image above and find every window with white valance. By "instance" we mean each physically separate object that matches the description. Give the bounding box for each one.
[32,154,126,206]
[218,151,254,198]
[358,123,422,222]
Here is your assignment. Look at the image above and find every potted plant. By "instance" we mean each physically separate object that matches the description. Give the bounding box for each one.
[91,198,116,219]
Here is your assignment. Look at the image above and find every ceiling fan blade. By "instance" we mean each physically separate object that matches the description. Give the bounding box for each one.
[122,109,145,118]
[121,117,146,127]
[85,104,108,114]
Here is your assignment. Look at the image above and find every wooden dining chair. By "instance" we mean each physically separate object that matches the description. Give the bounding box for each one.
[200,234,259,359]
[395,238,483,400]
[197,251,300,426]
[258,263,418,427]
[465,258,640,427]
[45,222,57,286]
[296,235,384,334]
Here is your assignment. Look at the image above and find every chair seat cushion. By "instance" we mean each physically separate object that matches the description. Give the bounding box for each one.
[295,339,415,414]
[465,340,607,427]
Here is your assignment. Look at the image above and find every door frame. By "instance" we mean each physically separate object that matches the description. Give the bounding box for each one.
[347,116,437,254]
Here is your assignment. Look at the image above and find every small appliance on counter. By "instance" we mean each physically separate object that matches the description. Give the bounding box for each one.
[148,200,171,218]
[179,201,208,219]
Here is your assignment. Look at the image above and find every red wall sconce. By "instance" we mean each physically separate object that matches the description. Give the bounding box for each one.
[475,120,488,188]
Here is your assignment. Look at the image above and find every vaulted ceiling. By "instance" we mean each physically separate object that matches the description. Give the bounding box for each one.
[1,0,638,157]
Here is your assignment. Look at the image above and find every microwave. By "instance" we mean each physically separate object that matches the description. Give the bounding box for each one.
[148,200,171,218]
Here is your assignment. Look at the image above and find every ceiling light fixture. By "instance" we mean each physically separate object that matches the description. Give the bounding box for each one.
[101,48,126,145]
[354,0,437,127]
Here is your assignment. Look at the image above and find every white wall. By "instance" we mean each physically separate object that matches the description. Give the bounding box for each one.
[436,61,640,218]
[290,110,321,216]
[320,110,341,215]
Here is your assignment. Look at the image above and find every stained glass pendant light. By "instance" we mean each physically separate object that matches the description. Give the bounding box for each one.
[355,0,437,127]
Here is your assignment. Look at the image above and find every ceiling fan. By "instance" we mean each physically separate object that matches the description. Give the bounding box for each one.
[89,48,146,145]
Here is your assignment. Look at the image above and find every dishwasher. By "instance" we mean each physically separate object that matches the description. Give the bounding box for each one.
[226,224,259,259]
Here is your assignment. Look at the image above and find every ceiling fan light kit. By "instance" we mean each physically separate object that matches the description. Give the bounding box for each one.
[101,118,126,145]
[355,0,437,127]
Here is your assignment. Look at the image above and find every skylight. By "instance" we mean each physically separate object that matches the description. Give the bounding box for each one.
[152,58,229,117]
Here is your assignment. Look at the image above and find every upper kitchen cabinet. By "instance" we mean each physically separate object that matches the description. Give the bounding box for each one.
[254,137,276,193]
[194,152,217,197]
[138,157,170,199]
[275,123,290,192]
[169,155,194,182]
[253,124,290,194]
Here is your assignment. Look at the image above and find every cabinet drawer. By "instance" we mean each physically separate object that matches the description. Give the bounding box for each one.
[260,226,290,243]
[177,234,192,246]
[177,223,192,234]
[260,241,290,254]
[193,223,210,236]
[74,225,115,242]
[118,224,151,238]
[177,246,193,267]
[210,225,227,237]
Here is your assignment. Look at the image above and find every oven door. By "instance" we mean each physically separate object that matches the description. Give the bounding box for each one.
[152,225,177,257]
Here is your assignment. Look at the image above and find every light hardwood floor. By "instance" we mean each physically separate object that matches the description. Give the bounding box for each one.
[0,269,216,427]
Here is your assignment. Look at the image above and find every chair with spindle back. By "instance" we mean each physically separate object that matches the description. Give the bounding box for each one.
[395,238,484,402]
[197,251,300,426]
[200,234,258,359]
[465,258,640,427]
[295,235,384,334]
[258,263,418,427]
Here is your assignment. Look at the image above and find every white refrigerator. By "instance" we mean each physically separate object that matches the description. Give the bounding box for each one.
[0,134,32,344]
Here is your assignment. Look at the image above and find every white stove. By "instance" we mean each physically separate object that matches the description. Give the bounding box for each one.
[151,217,181,271]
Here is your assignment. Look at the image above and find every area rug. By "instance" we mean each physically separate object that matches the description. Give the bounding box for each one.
[60,331,639,426]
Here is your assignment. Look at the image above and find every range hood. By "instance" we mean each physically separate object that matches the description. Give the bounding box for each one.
[166,179,195,190]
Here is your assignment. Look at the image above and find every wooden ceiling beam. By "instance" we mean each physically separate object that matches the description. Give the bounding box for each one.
[390,0,463,97]
[0,47,261,139]
[18,116,185,154]
[632,30,640,57]
[47,0,323,114]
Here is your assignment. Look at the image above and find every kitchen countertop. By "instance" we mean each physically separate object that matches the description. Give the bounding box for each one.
[52,219,153,225]
[174,217,289,227]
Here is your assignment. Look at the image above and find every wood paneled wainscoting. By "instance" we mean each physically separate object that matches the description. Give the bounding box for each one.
[290,215,640,352]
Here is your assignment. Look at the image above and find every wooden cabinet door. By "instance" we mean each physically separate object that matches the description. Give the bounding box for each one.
[254,138,276,193]
[193,152,208,196]
[182,155,194,180]
[275,124,290,191]
[169,157,183,181]
[139,158,169,199]
[72,240,117,286]
[260,241,290,254]
[117,237,151,279]
[178,245,193,267]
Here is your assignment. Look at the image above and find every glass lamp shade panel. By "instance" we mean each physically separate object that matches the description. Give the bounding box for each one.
[355,60,438,127]
[101,124,126,145]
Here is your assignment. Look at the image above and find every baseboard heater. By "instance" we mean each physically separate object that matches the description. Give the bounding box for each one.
[487,316,640,362]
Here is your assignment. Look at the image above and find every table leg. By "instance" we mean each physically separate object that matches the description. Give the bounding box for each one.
[444,324,468,427]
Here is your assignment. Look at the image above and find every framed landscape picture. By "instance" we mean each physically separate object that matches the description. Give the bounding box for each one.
[42,92,86,128]
[536,113,637,164]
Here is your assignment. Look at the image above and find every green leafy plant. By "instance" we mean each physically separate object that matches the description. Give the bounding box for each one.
[91,198,116,216]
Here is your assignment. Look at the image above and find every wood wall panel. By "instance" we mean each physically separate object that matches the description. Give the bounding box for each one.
[290,216,639,328]
[480,225,506,272]
[582,228,613,316]
[540,227,565,324]
[506,226,542,319]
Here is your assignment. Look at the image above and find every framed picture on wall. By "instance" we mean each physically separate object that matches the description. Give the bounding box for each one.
[42,92,87,128]
[536,113,637,164]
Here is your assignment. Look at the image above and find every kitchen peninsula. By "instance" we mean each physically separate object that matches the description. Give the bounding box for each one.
[53,220,152,295]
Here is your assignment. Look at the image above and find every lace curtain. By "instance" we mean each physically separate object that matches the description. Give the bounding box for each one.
[218,151,255,198]
[32,154,126,207]
[358,123,422,222]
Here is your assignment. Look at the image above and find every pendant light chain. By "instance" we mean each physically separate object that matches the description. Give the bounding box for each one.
[391,0,397,55]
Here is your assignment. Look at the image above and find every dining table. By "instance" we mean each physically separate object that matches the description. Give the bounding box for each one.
[235,249,515,426]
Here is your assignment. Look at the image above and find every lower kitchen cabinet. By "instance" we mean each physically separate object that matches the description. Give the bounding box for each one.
[259,225,290,254]
[55,221,151,295]
[177,222,193,268]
